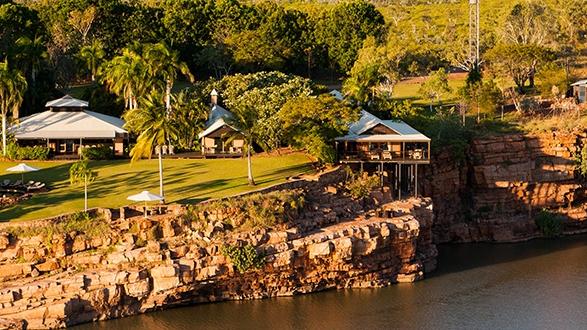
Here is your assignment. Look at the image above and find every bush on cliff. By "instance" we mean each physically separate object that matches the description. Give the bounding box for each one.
[221,244,265,273]
[5,212,109,244]
[186,190,305,230]
[344,169,379,199]
[577,144,587,178]
[535,209,563,238]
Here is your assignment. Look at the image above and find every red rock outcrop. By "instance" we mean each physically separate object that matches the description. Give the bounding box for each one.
[425,131,587,242]
[0,168,436,329]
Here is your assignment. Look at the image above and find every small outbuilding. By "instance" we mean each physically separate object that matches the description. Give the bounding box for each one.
[11,95,128,157]
[197,90,245,157]
[571,80,587,103]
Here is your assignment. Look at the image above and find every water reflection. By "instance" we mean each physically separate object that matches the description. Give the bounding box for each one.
[75,235,587,330]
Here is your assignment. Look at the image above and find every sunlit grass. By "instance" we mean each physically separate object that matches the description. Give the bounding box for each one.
[0,153,313,222]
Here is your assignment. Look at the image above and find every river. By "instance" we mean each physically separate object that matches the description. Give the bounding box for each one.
[75,235,587,330]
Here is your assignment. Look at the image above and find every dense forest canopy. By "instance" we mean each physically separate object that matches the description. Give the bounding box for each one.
[0,0,586,162]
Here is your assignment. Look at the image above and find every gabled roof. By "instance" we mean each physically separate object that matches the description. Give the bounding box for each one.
[330,90,344,101]
[206,104,233,126]
[571,80,587,87]
[336,110,430,143]
[45,95,89,108]
[11,110,127,139]
[198,104,241,139]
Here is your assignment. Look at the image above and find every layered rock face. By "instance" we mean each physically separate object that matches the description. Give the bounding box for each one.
[0,169,435,329]
[425,131,587,243]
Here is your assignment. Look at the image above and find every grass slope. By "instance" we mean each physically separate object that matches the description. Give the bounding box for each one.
[0,153,313,222]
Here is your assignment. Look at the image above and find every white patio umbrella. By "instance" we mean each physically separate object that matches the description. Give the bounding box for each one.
[127,190,164,218]
[6,163,39,182]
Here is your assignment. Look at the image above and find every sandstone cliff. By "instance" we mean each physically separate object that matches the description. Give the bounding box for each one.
[0,169,436,329]
[424,131,587,243]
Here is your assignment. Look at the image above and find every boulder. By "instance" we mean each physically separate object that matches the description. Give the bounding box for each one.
[35,259,61,273]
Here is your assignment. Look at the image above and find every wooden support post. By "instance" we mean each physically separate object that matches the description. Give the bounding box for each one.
[398,163,402,200]
[360,161,363,173]
[415,164,419,197]
[201,137,205,156]
[380,162,384,187]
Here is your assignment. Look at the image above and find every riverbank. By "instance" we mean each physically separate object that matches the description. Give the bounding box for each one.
[0,168,436,329]
[72,235,587,330]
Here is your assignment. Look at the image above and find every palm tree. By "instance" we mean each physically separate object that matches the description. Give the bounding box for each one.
[100,48,150,110]
[227,101,259,186]
[123,94,178,198]
[170,90,208,149]
[79,40,105,82]
[69,160,97,212]
[14,35,47,86]
[143,43,194,112]
[0,62,27,156]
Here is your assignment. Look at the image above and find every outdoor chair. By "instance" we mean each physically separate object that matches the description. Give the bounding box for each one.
[370,153,380,160]
[382,151,393,160]
[168,145,175,155]
[1,180,10,188]
[162,145,168,155]
[413,149,423,160]
[154,145,161,156]
[27,182,45,191]
[10,180,23,188]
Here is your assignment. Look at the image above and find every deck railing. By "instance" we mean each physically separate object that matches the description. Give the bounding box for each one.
[339,149,429,162]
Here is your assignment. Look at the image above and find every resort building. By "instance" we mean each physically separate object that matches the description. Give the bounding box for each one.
[10,95,128,157]
[572,80,587,103]
[198,89,245,157]
[336,110,431,198]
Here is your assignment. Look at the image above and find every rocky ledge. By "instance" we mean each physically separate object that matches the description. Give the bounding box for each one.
[0,168,435,329]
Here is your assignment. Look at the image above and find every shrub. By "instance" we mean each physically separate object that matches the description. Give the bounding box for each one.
[221,244,265,273]
[81,145,113,160]
[577,144,587,178]
[6,211,110,242]
[345,169,379,199]
[6,142,50,160]
[187,190,305,230]
[535,209,563,238]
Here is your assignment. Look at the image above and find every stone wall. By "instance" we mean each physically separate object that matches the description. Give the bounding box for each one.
[424,131,587,243]
[0,168,436,329]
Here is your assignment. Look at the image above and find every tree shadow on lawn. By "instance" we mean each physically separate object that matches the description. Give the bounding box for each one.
[173,179,232,204]
[0,189,81,222]
[260,163,313,178]
[0,162,72,187]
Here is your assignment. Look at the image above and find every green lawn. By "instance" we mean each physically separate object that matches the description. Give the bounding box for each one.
[0,153,313,222]
[392,73,467,105]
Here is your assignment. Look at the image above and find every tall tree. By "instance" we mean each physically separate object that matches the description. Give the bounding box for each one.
[123,94,178,198]
[100,47,150,109]
[170,90,208,150]
[68,5,97,45]
[280,94,359,163]
[344,37,403,104]
[486,44,551,92]
[0,61,27,156]
[13,35,47,86]
[79,40,105,82]
[69,160,97,212]
[418,68,452,111]
[315,0,385,73]
[226,100,258,186]
[143,42,194,112]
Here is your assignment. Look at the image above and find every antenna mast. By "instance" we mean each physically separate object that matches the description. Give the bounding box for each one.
[469,0,480,69]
